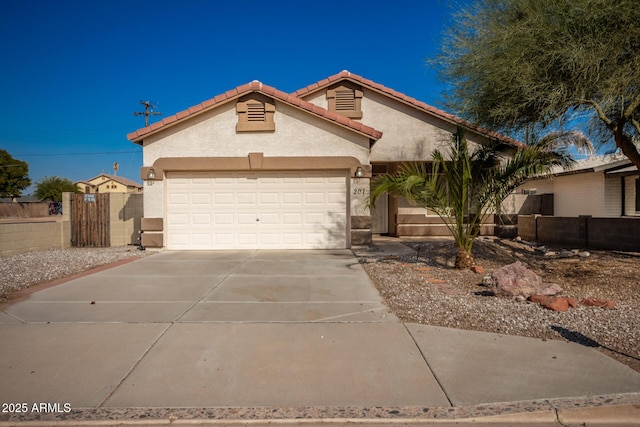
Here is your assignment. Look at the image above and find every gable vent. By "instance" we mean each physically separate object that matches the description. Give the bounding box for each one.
[247,102,266,121]
[335,89,356,111]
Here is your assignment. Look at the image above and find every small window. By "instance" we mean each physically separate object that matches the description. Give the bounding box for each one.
[236,94,275,132]
[635,178,640,212]
[327,83,363,119]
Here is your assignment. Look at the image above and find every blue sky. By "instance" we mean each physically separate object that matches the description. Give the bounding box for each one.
[0,0,457,194]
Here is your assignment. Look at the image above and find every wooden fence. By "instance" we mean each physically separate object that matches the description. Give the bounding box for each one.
[71,193,110,247]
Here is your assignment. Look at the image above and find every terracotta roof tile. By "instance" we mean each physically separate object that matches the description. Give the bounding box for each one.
[213,94,227,103]
[261,85,276,96]
[188,104,203,114]
[236,82,252,93]
[128,80,383,143]
[149,121,163,131]
[311,105,325,115]
[201,98,216,108]
[162,115,177,125]
[224,88,238,98]
[176,109,190,119]
[294,70,523,147]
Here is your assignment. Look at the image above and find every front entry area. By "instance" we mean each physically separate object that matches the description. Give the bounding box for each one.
[165,171,348,250]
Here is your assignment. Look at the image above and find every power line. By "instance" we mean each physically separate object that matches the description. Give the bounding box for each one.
[10,150,140,157]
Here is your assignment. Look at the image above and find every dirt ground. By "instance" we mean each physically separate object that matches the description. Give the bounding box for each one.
[359,237,640,373]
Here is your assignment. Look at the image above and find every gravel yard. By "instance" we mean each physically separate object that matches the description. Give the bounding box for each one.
[358,237,640,373]
[0,247,151,300]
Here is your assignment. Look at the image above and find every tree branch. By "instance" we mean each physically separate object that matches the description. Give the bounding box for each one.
[624,92,640,119]
[579,99,612,127]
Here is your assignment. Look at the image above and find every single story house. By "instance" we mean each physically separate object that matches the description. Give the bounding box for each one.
[76,174,143,194]
[128,70,518,250]
[518,154,640,218]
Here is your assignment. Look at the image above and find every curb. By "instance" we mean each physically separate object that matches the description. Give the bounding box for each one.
[2,397,639,427]
[1,406,639,426]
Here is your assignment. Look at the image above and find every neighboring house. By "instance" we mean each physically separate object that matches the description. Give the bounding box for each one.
[76,174,143,194]
[518,154,640,218]
[128,70,518,250]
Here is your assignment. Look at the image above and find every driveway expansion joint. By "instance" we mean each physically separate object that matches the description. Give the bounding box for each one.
[402,322,454,408]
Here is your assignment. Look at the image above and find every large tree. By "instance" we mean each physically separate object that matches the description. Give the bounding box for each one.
[434,0,640,168]
[371,129,577,269]
[34,176,77,202]
[0,149,31,198]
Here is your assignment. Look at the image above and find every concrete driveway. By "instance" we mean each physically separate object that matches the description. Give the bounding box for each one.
[0,250,449,409]
[1,249,639,421]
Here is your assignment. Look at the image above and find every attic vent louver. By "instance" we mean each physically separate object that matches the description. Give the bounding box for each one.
[335,89,356,111]
[236,94,275,132]
[247,102,265,121]
[327,84,363,119]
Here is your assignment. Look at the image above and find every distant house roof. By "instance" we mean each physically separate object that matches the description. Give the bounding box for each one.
[79,174,142,188]
[0,195,42,203]
[127,80,383,143]
[540,154,639,178]
[293,70,524,148]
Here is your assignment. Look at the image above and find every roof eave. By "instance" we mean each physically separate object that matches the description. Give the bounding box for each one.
[296,73,522,148]
[128,82,382,144]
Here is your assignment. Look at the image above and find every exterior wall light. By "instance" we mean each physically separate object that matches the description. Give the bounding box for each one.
[355,166,364,178]
[146,167,156,185]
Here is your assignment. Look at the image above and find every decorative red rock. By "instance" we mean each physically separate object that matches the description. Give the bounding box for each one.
[543,297,569,312]
[580,298,616,309]
[528,294,552,305]
[471,265,485,274]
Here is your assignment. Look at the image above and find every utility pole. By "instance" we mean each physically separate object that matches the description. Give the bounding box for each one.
[133,100,162,127]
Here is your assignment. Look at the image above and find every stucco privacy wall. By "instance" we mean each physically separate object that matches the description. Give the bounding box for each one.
[0,219,70,256]
[142,100,372,220]
[109,193,143,246]
[0,193,72,256]
[0,193,143,256]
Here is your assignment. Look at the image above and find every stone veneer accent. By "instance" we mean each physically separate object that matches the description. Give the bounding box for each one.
[141,217,163,248]
[350,215,372,245]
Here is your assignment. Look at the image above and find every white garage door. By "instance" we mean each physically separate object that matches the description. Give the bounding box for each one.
[166,171,348,250]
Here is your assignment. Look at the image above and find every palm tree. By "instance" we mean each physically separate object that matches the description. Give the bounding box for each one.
[371,128,585,269]
[35,176,78,202]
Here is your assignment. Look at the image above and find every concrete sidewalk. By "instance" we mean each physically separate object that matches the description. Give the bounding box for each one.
[0,248,639,425]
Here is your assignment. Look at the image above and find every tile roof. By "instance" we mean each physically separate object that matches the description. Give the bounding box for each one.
[294,70,524,147]
[83,174,142,188]
[127,81,383,143]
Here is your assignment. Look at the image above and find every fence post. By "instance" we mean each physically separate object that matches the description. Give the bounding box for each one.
[578,215,591,248]
[533,214,540,242]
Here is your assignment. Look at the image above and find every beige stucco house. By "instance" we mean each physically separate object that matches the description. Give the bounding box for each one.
[76,174,143,194]
[128,71,518,250]
[518,154,640,218]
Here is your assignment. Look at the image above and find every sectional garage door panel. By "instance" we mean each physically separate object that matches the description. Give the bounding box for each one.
[166,172,347,249]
